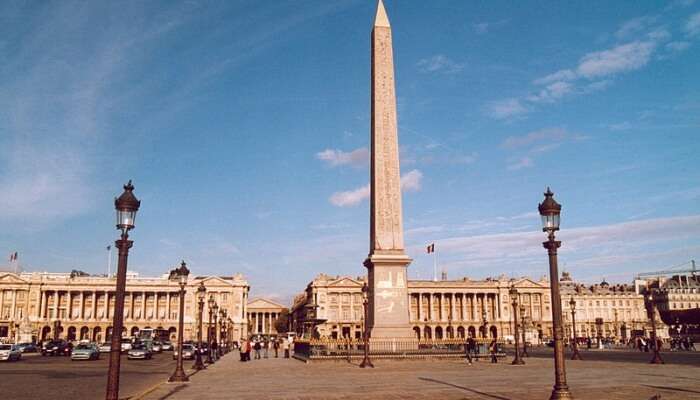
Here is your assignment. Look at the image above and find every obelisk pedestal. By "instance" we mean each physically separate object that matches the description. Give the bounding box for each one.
[364,0,414,340]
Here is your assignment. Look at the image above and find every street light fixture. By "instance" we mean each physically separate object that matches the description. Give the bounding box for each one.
[569,297,582,360]
[218,309,226,357]
[538,187,573,400]
[509,286,524,365]
[481,308,488,338]
[212,302,219,359]
[519,305,529,357]
[193,282,206,370]
[646,292,664,364]
[168,261,190,383]
[106,181,140,400]
[206,295,216,364]
[359,282,373,368]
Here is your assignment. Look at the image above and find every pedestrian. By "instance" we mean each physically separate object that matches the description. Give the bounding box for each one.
[282,337,290,358]
[274,338,280,358]
[489,338,498,363]
[245,338,252,361]
[263,339,269,358]
[464,337,474,365]
[254,340,262,359]
[211,341,218,360]
[239,339,247,362]
[587,337,592,349]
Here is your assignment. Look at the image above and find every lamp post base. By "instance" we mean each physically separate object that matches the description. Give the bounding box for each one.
[650,352,664,364]
[511,357,525,365]
[549,387,574,400]
[168,370,189,383]
[359,357,374,368]
[193,355,206,370]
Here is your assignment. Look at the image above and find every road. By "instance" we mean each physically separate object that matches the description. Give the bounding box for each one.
[0,351,179,400]
[524,345,700,366]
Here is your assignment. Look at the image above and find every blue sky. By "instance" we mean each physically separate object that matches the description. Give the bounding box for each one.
[1,0,699,305]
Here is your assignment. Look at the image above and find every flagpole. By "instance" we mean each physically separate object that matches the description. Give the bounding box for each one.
[107,246,113,277]
[433,246,437,282]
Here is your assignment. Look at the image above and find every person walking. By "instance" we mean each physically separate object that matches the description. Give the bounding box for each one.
[282,337,290,358]
[254,340,262,359]
[274,338,280,358]
[239,339,246,362]
[263,339,269,358]
[489,338,498,363]
[464,337,474,365]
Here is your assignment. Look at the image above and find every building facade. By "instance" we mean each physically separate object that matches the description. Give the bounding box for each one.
[290,272,661,342]
[0,271,249,344]
[246,298,287,336]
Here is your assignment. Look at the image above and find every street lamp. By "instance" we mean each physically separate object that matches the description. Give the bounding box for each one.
[168,261,190,383]
[193,282,206,370]
[106,181,140,400]
[510,286,524,365]
[569,297,582,360]
[212,302,219,359]
[206,296,216,364]
[645,292,664,364]
[538,188,573,400]
[218,309,226,357]
[481,308,488,338]
[359,282,373,368]
[519,305,529,357]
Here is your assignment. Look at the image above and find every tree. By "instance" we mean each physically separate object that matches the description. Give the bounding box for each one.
[274,309,290,334]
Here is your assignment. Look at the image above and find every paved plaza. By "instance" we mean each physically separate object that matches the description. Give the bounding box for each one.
[139,349,700,400]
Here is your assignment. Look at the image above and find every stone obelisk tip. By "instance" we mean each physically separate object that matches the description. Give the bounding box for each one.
[374,0,390,28]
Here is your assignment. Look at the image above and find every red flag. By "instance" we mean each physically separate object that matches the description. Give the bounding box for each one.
[426,243,435,254]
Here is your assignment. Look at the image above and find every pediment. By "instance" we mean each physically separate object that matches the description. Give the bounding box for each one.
[0,273,29,285]
[512,278,547,288]
[328,277,364,288]
[247,298,286,310]
[197,276,235,287]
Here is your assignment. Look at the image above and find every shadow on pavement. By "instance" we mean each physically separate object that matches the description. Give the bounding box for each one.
[418,377,515,400]
[641,385,700,394]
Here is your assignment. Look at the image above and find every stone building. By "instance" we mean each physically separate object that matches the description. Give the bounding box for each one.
[559,272,656,341]
[646,274,700,312]
[0,270,249,343]
[290,272,660,342]
[246,298,287,336]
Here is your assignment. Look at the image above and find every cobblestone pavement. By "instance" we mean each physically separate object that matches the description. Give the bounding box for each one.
[140,351,700,400]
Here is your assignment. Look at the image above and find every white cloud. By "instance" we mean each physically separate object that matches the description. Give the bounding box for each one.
[577,41,657,78]
[416,54,464,74]
[400,169,423,192]
[665,41,691,52]
[685,11,700,36]
[501,127,575,148]
[486,98,528,119]
[527,81,573,103]
[533,69,576,85]
[473,22,490,35]
[316,147,369,168]
[330,169,423,207]
[615,16,658,40]
[507,157,534,171]
[329,184,370,207]
[607,121,633,131]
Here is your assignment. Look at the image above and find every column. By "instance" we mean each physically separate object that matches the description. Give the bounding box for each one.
[496,293,501,320]
[10,290,17,320]
[154,293,159,320]
[471,294,477,321]
[92,291,97,320]
[79,292,85,320]
[38,290,45,319]
[166,292,171,321]
[53,291,59,319]
[142,291,147,320]
[460,294,466,321]
[67,291,72,320]
[450,293,456,321]
[417,293,423,321]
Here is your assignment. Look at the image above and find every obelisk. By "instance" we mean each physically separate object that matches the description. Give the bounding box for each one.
[363,0,413,339]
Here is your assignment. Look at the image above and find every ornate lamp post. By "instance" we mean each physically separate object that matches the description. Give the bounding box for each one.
[212,300,219,360]
[569,297,582,360]
[359,282,373,368]
[106,181,140,400]
[168,261,190,382]
[519,305,529,357]
[646,292,664,364]
[218,309,226,357]
[510,286,524,365]
[481,309,488,338]
[206,295,215,364]
[193,282,206,370]
[538,188,573,400]
[53,319,61,341]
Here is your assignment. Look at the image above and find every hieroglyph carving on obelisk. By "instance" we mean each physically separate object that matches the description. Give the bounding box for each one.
[364,0,413,339]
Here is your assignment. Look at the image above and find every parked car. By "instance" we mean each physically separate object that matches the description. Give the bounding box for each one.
[173,344,196,360]
[41,340,72,356]
[0,344,22,361]
[127,343,152,360]
[16,343,38,353]
[98,342,111,353]
[120,338,133,353]
[161,341,173,351]
[71,343,100,361]
[151,341,163,353]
